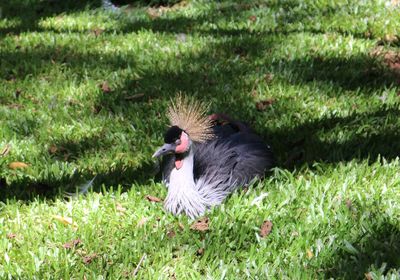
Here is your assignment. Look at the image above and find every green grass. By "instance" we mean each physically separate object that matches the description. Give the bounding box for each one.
[1,0,400,278]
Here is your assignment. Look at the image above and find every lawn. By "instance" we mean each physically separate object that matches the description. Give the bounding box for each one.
[1,0,400,278]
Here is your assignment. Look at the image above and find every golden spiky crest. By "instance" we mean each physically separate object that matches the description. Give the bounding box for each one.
[167,94,214,143]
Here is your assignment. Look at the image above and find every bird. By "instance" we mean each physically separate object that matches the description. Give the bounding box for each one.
[153,95,274,218]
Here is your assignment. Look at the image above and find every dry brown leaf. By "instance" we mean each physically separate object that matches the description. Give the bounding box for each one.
[383,34,398,43]
[49,145,58,154]
[172,0,188,9]
[249,15,257,22]
[145,195,162,203]
[92,28,104,36]
[345,199,352,210]
[83,253,97,264]
[52,215,78,229]
[100,82,111,93]
[256,99,275,111]
[15,89,22,99]
[196,247,204,256]
[260,220,273,237]
[63,239,82,249]
[167,230,176,238]
[190,217,209,232]
[1,144,11,157]
[147,7,161,19]
[264,73,274,83]
[6,233,17,239]
[7,103,24,109]
[116,203,127,213]
[9,162,29,169]
[306,249,314,259]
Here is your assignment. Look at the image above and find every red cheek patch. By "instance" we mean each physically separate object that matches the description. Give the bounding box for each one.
[175,132,189,153]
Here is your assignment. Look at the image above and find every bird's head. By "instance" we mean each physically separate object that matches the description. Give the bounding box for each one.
[152,94,214,169]
[152,125,191,158]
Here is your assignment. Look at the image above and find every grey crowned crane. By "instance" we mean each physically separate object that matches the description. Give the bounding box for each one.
[153,95,274,218]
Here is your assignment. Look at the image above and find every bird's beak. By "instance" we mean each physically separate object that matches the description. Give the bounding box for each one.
[152,143,176,158]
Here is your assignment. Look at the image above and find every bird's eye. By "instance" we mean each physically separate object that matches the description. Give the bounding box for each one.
[175,139,181,145]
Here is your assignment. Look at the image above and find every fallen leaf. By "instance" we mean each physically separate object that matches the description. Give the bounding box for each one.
[6,233,17,239]
[145,195,162,202]
[6,103,24,109]
[52,215,78,229]
[365,272,373,280]
[167,230,176,238]
[49,145,58,154]
[15,89,22,99]
[256,99,275,111]
[249,15,257,22]
[260,220,273,237]
[137,217,148,227]
[100,82,111,93]
[264,73,274,83]
[63,239,82,249]
[116,203,127,213]
[172,0,188,9]
[345,199,352,210]
[63,152,71,161]
[1,144,11,157]
[9,162,29,169]
[377,50,400,74]
[196,247,204,256]
[91,28,104,36]
[190,217,209,232]
[306,249,314,259]
[83,253,97,264]
[147,7,161,19]
[383,34,398,43]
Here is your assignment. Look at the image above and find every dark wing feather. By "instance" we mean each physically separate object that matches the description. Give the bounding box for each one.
[193,130,274,191]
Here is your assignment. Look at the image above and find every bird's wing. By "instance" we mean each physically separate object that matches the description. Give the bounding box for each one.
[193,131,274,193]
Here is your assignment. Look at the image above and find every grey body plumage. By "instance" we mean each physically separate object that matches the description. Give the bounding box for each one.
[158,120,274,218]
[153,95,273,218]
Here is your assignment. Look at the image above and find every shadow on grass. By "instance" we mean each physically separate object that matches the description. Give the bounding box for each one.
[0,161,155,200]
[0,0,102,36]
[322,220,400,278]
[277,54,398,93]
[274,106,400,168]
